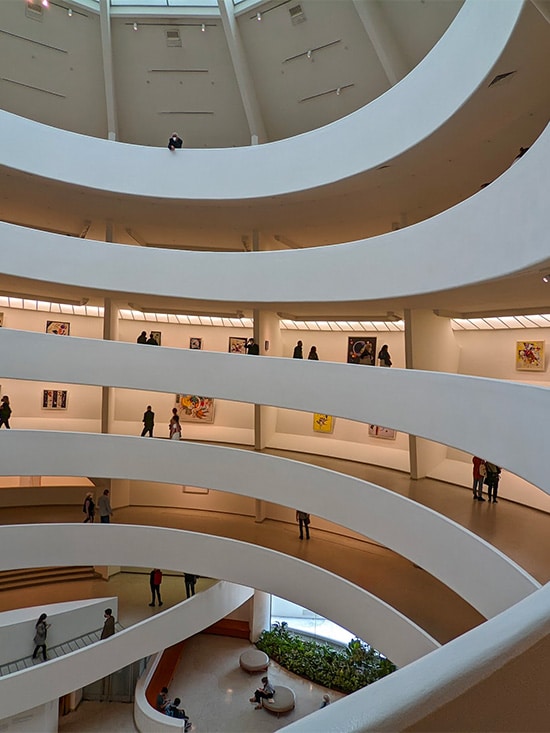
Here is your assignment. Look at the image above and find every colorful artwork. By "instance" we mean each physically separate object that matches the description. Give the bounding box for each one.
[313,414,334,433]
[368,425,396,440]
[150,330,162,346]
[46,320,70,336]
[348,336,377,365]
[516,340,545,371]
[177,394,215,423]
[228,336,247,354]
[0,313,3,327]
[42,390,68,410]
[189,337,202,350]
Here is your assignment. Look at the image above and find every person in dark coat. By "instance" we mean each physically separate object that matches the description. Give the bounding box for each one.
[184,573,197,598]
[0,395,12,429]
[100,608,115,639]
[32,613,50,661]
[149,568,163,607]
[146,332,159,345]
[377,344,392,367]
[83,492,95,523]
[168,133,183,151]
[308,346,319,360]
[137,331,147,344]
[246,338,259,355]
[292,340,303,358]
[141,406,155,437]
[485,462,502,503]
[296,510,310,540]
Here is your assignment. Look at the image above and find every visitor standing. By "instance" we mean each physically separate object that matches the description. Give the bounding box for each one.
[168,133,183,151]
[98,489,113,523]
[137,331,147,344]
[472,456,486,501]
[0,395,12,429]
[100,608,116,639]
[296,510,311,540]
[149,568,163,607]
[141,405,155,437]
[292,340,303,359]
[169,408,182,440]
[184,573,197,598]
[82,492,95,523]
[377,345,392,367]
[307,346,319,360]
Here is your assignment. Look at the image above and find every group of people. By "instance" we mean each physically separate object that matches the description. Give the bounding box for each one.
[148,569,198,607]
[137,331,160,345]
[292,340,319,360]
[31,608,115,662]
[140,405,182,440]
[157,686,192,729]
[82,488,113,523]
[472,456,501,502]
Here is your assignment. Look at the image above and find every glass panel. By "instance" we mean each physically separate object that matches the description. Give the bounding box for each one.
[271,595,356,647]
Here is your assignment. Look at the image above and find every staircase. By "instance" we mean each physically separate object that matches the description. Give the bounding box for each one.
[0,623,124,678]
[0,566,100,592]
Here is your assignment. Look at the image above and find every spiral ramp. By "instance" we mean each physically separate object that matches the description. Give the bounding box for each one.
[0,1,550,731]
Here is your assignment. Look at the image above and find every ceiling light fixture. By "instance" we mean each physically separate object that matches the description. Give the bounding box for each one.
[133,22,138,31]
[256,12,262,21]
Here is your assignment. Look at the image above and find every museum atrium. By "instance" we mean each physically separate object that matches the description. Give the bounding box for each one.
[1,0,550,730]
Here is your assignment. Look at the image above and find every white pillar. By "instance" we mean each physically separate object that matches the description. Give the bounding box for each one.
[250,590,271,642]
[405,309,460,479]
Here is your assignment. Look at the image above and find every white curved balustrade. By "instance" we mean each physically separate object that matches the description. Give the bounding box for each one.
[0,121,548,302]
[1,328,549,495]
[0,430,539,619]
[0,1,523,200]
[135,653,187,733]
[279,582,550,733]
[0,524,437,719]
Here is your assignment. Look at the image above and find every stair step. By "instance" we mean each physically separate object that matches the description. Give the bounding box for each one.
[0,566,100,592]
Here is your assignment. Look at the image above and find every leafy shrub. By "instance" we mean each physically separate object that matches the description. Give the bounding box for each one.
[255,622,396,694]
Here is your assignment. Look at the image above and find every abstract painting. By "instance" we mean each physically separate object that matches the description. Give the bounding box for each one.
[228,336,247,354]
[189,337,202,350]
[516,340,545,371]
[42,390,68,410]
[313,414,334,433]
[368,425,396,440]
[348,336,377,365]
[177,394,215,423]
[46,321,70,336]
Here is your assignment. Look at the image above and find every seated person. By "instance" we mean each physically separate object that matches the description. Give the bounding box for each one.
[156,686,170,712]
[166,697,192,729]
[249,676,275,709]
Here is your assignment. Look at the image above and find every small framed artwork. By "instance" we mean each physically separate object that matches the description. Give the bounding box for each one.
[368,425,396,440]
[348,337,377,365]
[46,321,70,336]
[228,336,247,354]
[313,414,334,433]
[189,337,202,350]
[176,394,215,423]
[182,485,209,495]
[150,330,162,346]
[42,390,68,410]
[516,340,545,371]
[0,313,3,327]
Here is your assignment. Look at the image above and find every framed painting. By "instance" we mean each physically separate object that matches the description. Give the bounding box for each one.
[189,337,202,350]
[177,394,215,423]
[228,336,247,354]
[42,389,68,410]
[348,336,377,366]
[150,330,161,346]
[313,414,334,433]
[368,425,396,440]
[0,312,3,327]
[516,340,545,371]
[46,320,70,336]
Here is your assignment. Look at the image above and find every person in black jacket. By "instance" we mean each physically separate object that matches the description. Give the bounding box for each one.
[141,406,155,437]
[246,338,260,355]
[146,332,159,345]
[0,395,12,429]
[292,340,303,358]
[168,133,183,151]
[378,344,392,367]
[137,331,147,344]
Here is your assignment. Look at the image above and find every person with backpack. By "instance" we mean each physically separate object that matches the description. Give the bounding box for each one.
[149,568,163,607]
[485,462,502,503]
[83,492,95,523]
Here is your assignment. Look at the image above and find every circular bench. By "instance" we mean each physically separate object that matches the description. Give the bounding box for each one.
[239,649,269,673]
[262,686,296,716]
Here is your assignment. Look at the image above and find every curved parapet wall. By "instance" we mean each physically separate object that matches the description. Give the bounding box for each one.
[0,122,548,302]
[0,430,539,619]
[1,328,549,495]
[0,1,523,200]
[0,524,438,719]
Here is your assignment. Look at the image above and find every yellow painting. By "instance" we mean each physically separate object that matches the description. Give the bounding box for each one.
[313,414,334,433]
[516,341,545,371]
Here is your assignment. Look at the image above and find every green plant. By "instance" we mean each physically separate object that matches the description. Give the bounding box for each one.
[255,622,396,694]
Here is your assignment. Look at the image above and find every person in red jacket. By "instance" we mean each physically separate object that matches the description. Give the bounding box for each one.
[149,568,163,607]
[472,456,486,501]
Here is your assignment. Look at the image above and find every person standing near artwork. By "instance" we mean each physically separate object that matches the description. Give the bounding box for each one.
[472,456,486,501]
[0,395,12,429]
[308,346,319,360]
[292,340,303,358]
[377,345,392,367]
[485,462,502,503]
[296,510,311,540]
[147,332,159,345]
[149,568,163,607]
[98,489,113,523]
[137,331,147,344]
[245,338,260,355]
[141,405,155,437]
[169,408,182,440]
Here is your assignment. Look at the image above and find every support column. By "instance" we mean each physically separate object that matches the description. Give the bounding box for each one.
[250,590,271,642]
[352,0,410,85]
[405,309,460,479]
[99,0,118,141]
